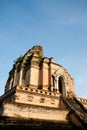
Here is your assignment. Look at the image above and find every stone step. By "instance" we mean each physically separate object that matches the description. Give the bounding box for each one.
[61,96,87,122]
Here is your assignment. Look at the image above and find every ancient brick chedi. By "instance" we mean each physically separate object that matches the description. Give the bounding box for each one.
[5,45,75,96]
[0,45,87,129]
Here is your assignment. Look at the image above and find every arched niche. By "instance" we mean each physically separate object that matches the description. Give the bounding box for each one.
[58,76,66,96]
[53,68,68,96]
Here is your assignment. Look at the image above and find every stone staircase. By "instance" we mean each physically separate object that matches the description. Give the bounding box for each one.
[61,96,87,129]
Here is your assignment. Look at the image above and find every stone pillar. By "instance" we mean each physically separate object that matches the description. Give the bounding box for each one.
[13,69,17,87]
[29,63,39,88]
[19,68,23,85]
[41,60,49,90]
[9,78,13,89]
[54,76,59,92]
[57,77,59,92]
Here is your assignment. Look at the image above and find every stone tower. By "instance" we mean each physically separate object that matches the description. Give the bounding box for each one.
[0,45,87,129]
[5,45,75,97]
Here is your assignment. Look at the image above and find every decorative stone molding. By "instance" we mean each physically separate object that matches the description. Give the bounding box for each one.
[53,68,68,96]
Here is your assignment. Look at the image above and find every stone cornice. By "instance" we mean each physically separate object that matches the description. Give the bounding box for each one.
[16,85,61,99]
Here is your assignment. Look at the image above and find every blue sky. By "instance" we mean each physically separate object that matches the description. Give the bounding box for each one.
[0,0,87,98]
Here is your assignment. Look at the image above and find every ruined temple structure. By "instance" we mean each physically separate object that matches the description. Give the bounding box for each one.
[0,45,87,129]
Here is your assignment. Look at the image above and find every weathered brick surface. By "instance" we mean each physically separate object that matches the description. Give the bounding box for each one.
[2,102,68,122]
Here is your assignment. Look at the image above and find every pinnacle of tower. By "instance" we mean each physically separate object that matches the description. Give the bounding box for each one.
[26,45,43,57]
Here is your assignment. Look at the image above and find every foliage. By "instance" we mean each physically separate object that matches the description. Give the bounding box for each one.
[13,55,24,71]
[23,54,33,68]
[36,51,43,64]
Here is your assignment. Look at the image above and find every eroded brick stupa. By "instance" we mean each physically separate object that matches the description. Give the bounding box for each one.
[0,45,87,129]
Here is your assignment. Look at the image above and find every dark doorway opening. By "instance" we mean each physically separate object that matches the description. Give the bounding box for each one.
[59,77,63,94]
